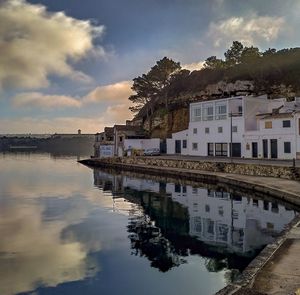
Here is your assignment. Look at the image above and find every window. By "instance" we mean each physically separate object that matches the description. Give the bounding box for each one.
[265,121,272,129]
[218,127,223,133]
[284,142,291,153]
[192,188,198,194]
[119,136,123,142]
[205,205,210,212]
[283,120,291,128]
[232,126,238,133]
[238,106,243,114]
[193,107,201,122]
[218,206,224,217]
[193,128,197,134]
[182,186,187,193]
[271,202,279,213]
[263,201,269,211]
[182,140,187,149]
[215,143,228,156]
[207,143,214,156]
[215,102,227,120]
[175,184,181,193]
[202,103,214,121]
[192,143,198,150]
[205,127,210,134]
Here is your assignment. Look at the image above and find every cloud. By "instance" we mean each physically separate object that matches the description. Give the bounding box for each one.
[208,15,285,48]
[103,103,133,123]
[12,92,82,109]
[182,61,205,72]
[84,81,133,103]
[0,111,132,133]
[0,0,105,90]
[12,80,133,111]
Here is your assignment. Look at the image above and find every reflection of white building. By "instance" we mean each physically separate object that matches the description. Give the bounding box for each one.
[166,183,296,254]
[167,96,300,159]
[123,176,160,193]
[94,171,296,255]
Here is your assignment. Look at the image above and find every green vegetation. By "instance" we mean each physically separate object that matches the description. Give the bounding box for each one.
[129,41,300,121]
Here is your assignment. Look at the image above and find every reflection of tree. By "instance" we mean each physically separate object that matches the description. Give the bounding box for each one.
[93,169,258,274]
[127,215,186,272]
[124,189,252,274]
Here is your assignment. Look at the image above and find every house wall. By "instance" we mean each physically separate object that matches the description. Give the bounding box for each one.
[124,138,160,151]
[166,129,189,155]
[244,116,297,159]
[188,116,244,156]
[187,97,245,157]
[99,144,114,158]
[295,114,300,159]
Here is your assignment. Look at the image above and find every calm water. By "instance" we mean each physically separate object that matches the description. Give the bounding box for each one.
[0,152,298,295]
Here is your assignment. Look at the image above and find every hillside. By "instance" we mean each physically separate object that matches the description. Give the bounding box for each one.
[129,42,300,138]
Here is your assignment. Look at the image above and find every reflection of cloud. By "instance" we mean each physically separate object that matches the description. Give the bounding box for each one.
[208,14,285,47]
[0,155,114,210]
[12,92,82,109]
[0,204,98,295]
[0,0,104,90]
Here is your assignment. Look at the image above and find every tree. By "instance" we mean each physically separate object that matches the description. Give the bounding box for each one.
[129,57,181,113]
[166,69,191,98]
[224,41,244,66]
[204,56,226,69]
[263,48,277,56]
[240,46,261,64]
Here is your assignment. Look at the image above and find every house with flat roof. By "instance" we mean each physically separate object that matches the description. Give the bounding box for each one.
[167,95,300,159]
[244,99,300,159]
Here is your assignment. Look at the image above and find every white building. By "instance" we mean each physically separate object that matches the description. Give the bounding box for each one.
[167,95,300,159]
[244,99,300,159]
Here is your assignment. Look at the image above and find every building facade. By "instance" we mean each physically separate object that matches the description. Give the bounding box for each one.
[167,96,300,159]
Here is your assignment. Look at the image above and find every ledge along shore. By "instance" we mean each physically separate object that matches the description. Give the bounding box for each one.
[79,156,300,295]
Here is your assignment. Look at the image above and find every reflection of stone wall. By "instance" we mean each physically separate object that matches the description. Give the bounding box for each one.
[90,157,299,180]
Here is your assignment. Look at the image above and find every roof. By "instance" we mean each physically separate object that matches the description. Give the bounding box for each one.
[104,127,114,136]
[257,112,294,119]
[113,124,144,132]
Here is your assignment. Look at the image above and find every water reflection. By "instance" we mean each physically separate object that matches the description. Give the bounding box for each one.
[93,169,297,272]
[0,153,298,295]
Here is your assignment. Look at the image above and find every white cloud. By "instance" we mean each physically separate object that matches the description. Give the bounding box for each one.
[84,81,133,103]
[0,109,133,133]
[182,61,205,72]
[11,80,133,110]
[0,117,106,134]
[208,15,285,48]
[12,92,82,109]
[0,0,105,90]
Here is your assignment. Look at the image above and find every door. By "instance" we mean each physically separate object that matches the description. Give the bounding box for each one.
[270,139,278,159]
[231,143,241,157]
[252,142,258,158]
[262,139,268,158]
[175,140,181,154]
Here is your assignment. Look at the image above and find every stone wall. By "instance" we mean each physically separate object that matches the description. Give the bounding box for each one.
[95,156,299,180]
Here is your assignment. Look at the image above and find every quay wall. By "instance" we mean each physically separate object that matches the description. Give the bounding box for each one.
[85,156,300,180]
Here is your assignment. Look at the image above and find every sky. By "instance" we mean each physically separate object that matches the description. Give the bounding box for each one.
[0,0,299,134]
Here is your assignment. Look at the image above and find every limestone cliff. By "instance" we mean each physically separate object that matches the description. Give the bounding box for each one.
[133,79,299,139]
